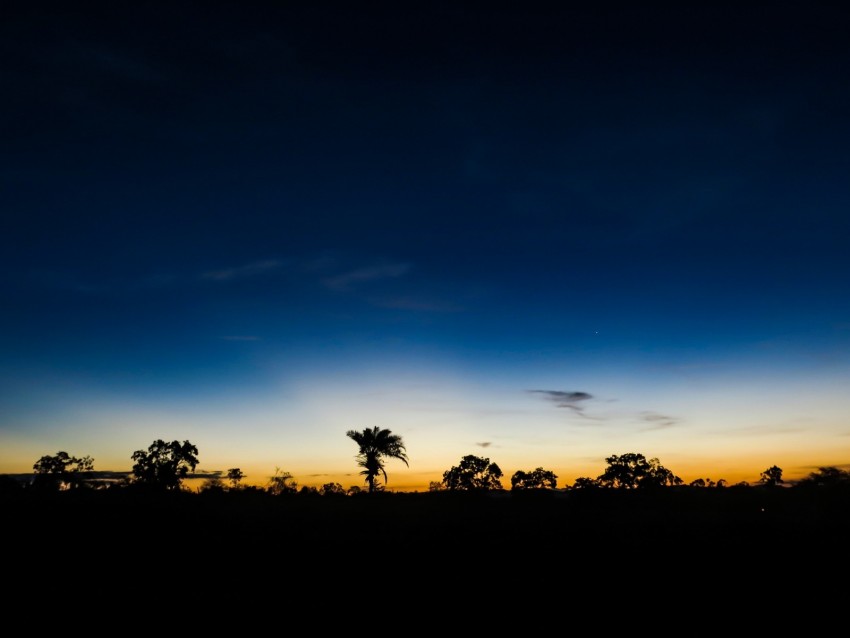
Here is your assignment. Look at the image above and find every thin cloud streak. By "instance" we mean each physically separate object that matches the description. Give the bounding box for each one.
[323,262,410,291]
[714,424,806,436]
[638,411,680,431]
[192,470,223,478]
[201,260,283,282]
[372,296,463,312]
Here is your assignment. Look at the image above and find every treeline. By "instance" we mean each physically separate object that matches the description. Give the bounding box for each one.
[3,430,850,497]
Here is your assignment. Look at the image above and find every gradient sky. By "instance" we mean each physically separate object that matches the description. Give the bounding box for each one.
[3,2,850,490]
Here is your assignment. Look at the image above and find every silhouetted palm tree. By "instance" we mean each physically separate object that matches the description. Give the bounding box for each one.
[345,426,409,493]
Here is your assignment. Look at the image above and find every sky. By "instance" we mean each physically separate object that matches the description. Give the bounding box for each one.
[2,1,850,491]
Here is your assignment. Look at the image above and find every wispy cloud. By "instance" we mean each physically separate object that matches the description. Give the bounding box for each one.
[715,424,806,436]
[372,296,463,312]
[39,271,113,294]
[476,441,492,448]
[192,470,223,479]
[201,259,283,282]
[530,390,597,419]
[638,411,680,431]
[323,262,410,291]
[298,253,338,274]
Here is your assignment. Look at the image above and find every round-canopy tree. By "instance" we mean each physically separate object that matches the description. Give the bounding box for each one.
[442,455,504,491]
[596,452,681,489]
[511,467,558,490]
[130,439,199,491]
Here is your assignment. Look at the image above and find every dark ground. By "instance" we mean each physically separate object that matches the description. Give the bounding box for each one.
[5,486,848,621]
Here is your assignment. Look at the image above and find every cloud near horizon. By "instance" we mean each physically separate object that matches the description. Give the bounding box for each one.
[716,424,806,436]
[191,470,224,478]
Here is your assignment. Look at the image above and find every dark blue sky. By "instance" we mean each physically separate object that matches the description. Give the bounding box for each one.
[3,2,849,487]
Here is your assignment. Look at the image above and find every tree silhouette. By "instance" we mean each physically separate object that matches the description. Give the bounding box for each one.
[597,452,681,489]
[226,468,244,490]
[759,465,784,487]
[345,426,409,493]
[267,467,298,495]
[571,476,600,489]
[130,439,199,491]
[199,476,225,492]
[32,451,94,490]
[795,466,850,488]
[511,467,558,490]
[442,454,504,491]
[319,482,346,496]
[689,478,725,488]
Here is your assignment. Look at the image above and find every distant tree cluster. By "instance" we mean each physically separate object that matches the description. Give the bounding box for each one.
[32,451,94,490]
[437,452,681,492]
[570,453,683,489]
[688,478,727,488]
[794,466,850,488]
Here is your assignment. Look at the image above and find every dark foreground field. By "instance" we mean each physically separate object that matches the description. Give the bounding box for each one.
[5,486,848,619]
